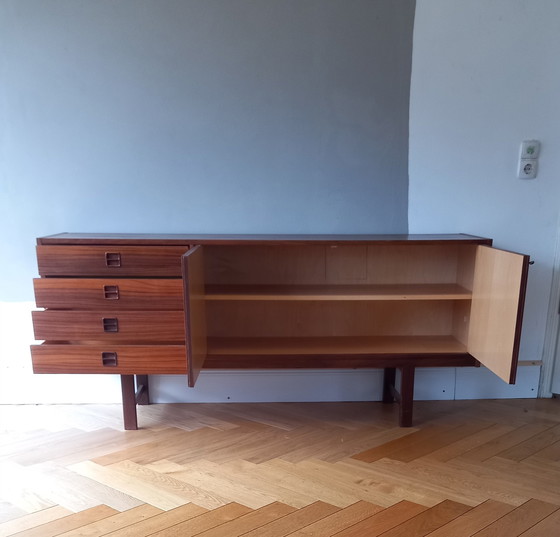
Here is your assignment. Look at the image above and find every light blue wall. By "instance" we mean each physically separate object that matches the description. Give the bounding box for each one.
[0,0,415,301]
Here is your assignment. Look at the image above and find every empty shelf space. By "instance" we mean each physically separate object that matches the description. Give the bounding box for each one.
[204,284,472,301]
[207,335,468,356]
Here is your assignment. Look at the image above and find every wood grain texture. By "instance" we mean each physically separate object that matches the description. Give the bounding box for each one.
[468,245,529,383]
[2,399,558,537]
[33,278,184,310]
[32,310,185,343]
[31,344,187,374]
[205,283,472,301]
[36,245,187,277]
[182,245,208,387]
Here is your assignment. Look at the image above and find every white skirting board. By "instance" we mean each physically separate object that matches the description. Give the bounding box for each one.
[149,366,540,404]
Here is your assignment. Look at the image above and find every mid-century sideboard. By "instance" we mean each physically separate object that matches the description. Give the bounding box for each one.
[30,233,529,429]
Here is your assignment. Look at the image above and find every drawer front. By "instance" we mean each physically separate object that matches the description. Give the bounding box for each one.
[32,311,185,342]
[31,344,187,374]
[37,245,188,277]
[34,278,184,310]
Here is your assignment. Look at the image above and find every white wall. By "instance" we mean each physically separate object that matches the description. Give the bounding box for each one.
[409,0,560,395]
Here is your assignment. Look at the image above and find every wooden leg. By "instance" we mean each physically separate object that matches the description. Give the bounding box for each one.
[398,366,415,427]
[135,375,150,405]
[121,375,138,430]
[383,368,396,403]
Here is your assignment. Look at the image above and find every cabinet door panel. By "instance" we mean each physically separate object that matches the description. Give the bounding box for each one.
[468,245,529,383]
[182,245,207,387]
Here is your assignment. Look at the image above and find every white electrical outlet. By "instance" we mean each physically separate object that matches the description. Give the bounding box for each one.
[518,158,538,179]
[520,140,540,159]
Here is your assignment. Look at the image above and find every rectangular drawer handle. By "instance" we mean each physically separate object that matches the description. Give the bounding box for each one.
[102,317,119,332]
[103,285,120,300]
[101,352,118,367]
[105,252,122,267]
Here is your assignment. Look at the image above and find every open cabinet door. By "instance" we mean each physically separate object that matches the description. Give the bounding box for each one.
[468,245,529,383]
[182,246,207,387]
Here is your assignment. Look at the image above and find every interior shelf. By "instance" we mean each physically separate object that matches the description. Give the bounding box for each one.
[207,335,468,356]
[204,283,472,301]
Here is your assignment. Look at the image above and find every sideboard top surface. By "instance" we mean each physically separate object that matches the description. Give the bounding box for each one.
[37,233,493,246]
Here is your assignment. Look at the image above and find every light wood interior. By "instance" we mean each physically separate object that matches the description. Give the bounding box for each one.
[467,245,529,383]
[197,244,480,358]
[205,283,472,301]
[207,335,468,356]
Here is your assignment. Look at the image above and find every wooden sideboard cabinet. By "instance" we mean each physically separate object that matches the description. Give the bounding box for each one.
[31,233,529,429]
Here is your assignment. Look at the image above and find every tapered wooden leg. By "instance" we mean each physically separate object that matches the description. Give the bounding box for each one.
[383,368,396,403]
[121,375,138,430]
[398,366,415,427]
[135,375,150,405]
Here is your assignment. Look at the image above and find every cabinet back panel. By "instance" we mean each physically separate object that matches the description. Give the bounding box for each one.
[456,245,477,291]
[365,245,460,284]
[452,300,471,346]
[204,245,326,285]
[204,244,466,286]
[207,301,456,338]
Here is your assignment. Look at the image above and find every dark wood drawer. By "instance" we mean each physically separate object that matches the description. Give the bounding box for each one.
[31,344,187,374]
[32,311,185,342]
[36,245,188,277]
[34,278,184,310]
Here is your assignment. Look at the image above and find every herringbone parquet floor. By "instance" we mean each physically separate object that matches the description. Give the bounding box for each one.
[1,398,559,536]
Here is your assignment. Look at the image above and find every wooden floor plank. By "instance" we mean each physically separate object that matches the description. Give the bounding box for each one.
[282,500,383,537]
[109,459,233,509]
[423,499,515,536]
[421,424,515,462]
[0,461,56,513]
[258,459,361,508]
[238,501,339,537]
[333,500,429,537]
[27,462,143,512]
[148,502,252,537]
[517,508,560,536]
[91,427,197,466]
[0,506,73,537]
[195,501,296,537]
[56,504,162,537]
[372,499,471,537]
[498,424,560,462]
[528,439,560,462]
[9,505,118,537]
[337,458,487,506]
[1,401,559,537]
[169,460,280,509]
[69,460,213,511]
[388,423,492,463]
[472,499,559,537]
[458,423,557,463]
[351,427,429,463]
[293,458,431,508]
[178,459,316,508]
[102,503,207,537]
[445,458,560,505]
[0,503,27,526]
